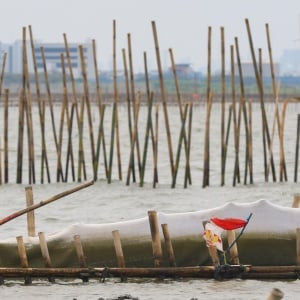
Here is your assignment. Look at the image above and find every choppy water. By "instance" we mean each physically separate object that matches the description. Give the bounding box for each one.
[1,103,300,298]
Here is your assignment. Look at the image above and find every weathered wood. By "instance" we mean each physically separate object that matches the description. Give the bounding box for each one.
[292,194,300,208]
[25,186,35,237]
[112,230,126,268]
[227,230,239,264]
[148,210,163,267]
[16,235,31,284]
[161,224,176,267]
[38,232,52,268]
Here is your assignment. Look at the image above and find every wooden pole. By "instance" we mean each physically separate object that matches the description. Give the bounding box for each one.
[296,228,300,265]
[0,180,94,225]
[248,100,254,183]
[161,224,176,267]
[4,88,9,183]
[25,186,35,237]
[112,230,126,268]
[38,232,54,282]
[294,114,300,182]
[227,230,239,264]
[292,194,300,208]
[148,210,163,267]
[152,21,175,179]
[16,236,31,284]
[184,102,193,188]
[73,235,88,282]
[220,27,226,186]
[153,104,159,187]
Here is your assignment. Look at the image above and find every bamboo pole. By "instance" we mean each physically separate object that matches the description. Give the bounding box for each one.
[126,92,141,185]
[295,115,300,182]
[266,23,287,182]
[0,180,93,225]
[153,104,159,187]
[151,21,175,179]
[28,25,50,184]
[122,48,136,183]
[60,56,75,182]
[140,91,154,187]
[169,48,191,185]
[202,92,213,187]
[245,19,276,182]
[148,210,163,267]
[227,230,239,264]
[73,235,87,268]
[16,236,31,284]
[248,100,254,183]
[79,44,97,181]
[38,232,52,268]
[292,194,300,208]
[25,186,35,237]
[128,33,142,181]
[77,96,86,182]
[108,20,122,183]
[220,27,226,186]
[235,37,251,185]
[161,224,176,267]
[40,46,63,182]
[172,103,189,188]
[92,39,108,180]
[184,102,193,188]
[230,45,240,186]
[4,88,8,183]
[112,230,126,268]
[296,228,300,265]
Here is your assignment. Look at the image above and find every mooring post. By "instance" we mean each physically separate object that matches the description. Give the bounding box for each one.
[73,235,88,282]
[25,186,35,237]
[161,223,176,267]
[16,235,31,284]
[38,232,54,282]
[112,230,126,268]
[148,210,163,267]
[227,230,240,265]
[296,228,300,266]
[292,194,300,208]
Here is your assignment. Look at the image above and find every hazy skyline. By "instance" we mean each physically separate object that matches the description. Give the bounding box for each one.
[1,0,300,72]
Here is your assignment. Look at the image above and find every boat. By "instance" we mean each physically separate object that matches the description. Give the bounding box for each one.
[0,199,299,268]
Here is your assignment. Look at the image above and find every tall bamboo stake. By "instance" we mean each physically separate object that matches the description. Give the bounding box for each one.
[265,24,287,181]
[108,20,122,183]
[4,88,9,183]
[169,48,191,184]
[92,39,108,179]
[128,33,142,181]
[248,100,254,183]
[172,103,188,188]
[230,45,240,186]
[235,37,251,185]
[126,92,141,185]
[40,46,63,182]
[184,102,193,188]
[122,48,136,182]
[202,92,213,188]
[220,27,226,186]
[152,21,175,178]
[61,54,75,182]
[153,104,159,188]
[77,96,86,182]
[28,25,50,183]
[245,18,276,182]
[140,91,154,187]
[294,114,300,182]
[79,44,97,180]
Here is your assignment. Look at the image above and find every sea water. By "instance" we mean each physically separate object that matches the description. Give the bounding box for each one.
[0,103,300,299]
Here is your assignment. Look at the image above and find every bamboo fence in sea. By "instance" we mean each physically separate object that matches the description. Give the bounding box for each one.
[0,19,299,187]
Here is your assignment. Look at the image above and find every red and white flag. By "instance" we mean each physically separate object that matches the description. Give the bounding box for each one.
[203,217,247,252]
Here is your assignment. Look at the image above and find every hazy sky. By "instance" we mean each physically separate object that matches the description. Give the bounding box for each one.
[1,0,300,72]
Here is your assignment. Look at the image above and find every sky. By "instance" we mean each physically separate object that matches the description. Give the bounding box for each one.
[1,0,300,72]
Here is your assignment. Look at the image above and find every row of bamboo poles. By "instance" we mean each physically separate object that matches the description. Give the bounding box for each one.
[1,192,300,285]
[0,19,299,187]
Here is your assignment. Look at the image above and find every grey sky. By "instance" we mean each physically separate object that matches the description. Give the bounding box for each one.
[2,0,300,72]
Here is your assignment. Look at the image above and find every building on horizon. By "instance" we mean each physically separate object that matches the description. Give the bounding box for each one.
[0,40,94,79]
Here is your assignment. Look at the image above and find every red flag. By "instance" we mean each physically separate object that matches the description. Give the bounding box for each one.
[211,217,247,230]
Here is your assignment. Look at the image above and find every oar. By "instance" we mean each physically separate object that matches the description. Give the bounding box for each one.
[0,180,94,226]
